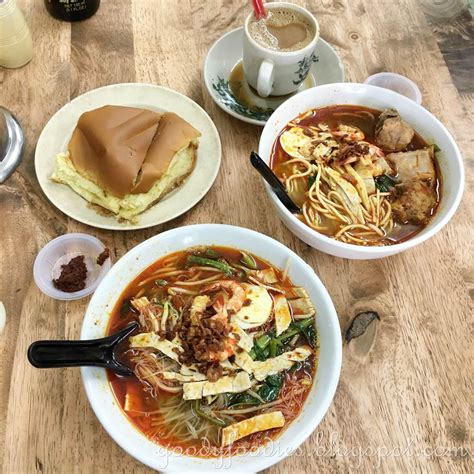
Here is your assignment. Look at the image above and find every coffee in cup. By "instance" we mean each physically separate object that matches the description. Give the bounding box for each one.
[248,8,315,52]
[243,2,320,98]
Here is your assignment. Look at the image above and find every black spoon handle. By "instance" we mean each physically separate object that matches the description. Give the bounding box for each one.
[250,151,300,213]
[27,322,139,376]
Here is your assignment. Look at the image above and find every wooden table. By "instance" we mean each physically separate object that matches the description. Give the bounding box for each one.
[1,1,472,472]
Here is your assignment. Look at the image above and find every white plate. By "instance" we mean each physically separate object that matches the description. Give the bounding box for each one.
[35,83,222,230]
[204,27,344,126]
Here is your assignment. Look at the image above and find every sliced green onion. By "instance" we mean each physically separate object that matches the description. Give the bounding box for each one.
[432,143,441,152]
[154,279,168,286]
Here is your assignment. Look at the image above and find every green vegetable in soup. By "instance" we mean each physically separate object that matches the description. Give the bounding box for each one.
[228,374,284,407]
[192,400,227,427]
[187,255,235,276]
[249,317,317,360]
[374,174,396,193]
[240,251,258,270]
[255,334,272,350]
[203,247,221,258]
[120,299,132,317]
[258,374,283,402]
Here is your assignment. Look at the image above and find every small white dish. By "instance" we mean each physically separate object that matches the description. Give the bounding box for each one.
[35,83,222,230]
[33,233,111,300]
[204,27,344,126]
[81,224,342,472]
[258,83,464,259]
[364,72,422,104]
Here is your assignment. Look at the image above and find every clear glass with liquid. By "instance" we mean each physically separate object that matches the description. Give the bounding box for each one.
[0,0,33,68]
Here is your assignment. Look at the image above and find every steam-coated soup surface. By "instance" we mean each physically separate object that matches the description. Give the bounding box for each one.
[271,105,441,246]
[107,246,318,457]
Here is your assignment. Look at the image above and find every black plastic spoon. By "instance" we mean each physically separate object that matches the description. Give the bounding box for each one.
[27,321,139,377]
[250,151,301,213]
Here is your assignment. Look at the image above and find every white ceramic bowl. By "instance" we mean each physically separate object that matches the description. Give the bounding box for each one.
[258,83,465,259]
[81,224,342,472]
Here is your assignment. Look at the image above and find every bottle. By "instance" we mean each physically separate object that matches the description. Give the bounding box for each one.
[0,0,33,68]
[44,0,100,22]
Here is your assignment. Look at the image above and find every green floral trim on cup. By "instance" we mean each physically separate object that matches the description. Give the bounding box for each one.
[293,53,319,86]
[212,77,275,121]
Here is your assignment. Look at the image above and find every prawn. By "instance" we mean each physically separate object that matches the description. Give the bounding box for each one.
[202,280,246,314]
[207,336,237,362]
[333,124,365,142]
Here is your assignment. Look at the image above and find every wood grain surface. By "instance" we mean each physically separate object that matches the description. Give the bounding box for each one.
[1,1,472,473]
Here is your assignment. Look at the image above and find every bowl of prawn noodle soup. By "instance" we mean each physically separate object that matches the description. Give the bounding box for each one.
[259,83,464,259]
[81,224,342,472]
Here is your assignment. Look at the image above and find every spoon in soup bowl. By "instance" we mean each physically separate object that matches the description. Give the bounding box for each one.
[250,151,301,213]
[27,321,139,376]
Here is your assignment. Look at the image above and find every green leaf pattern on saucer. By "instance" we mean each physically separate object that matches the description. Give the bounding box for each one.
[212,77,275,121]
[293,53,319,85]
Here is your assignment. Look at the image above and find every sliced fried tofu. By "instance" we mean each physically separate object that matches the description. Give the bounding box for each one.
[273,294,292,336]
[288,297,315,317]
[183,381,206,400]
[252,346,312,381]
[129,332,183,362]
[234,346,312,381]
[231,371,252,392]
[231,323,254,352]
[124,383,146,414]
[233,350,255,373]
[221,411,285,446]
[219,358,234,370]
[285,287,309,300]
[180,363,201,376]
[252,358,293,381]
[255,267,279,284]
[202,375,235,397]
[183,372,251,400]
[161,371,207,383]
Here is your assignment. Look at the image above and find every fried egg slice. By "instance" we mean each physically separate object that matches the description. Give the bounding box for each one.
[221,411,285,446]
[232,285,273,330]
[280,127,313,160]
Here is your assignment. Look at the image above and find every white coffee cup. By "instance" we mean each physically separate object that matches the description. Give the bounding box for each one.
[243,2,320,98]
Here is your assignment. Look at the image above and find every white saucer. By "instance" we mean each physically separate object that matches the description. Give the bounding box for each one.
[35,83,221,231]
[204,27,345,126]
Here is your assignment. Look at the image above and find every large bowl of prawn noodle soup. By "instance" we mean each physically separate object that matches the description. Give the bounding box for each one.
[81,224,342,472]
[259,83,464,259]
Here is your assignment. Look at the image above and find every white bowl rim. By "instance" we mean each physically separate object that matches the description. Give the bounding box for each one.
[80,223,342,472]
[259,82,465,256]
